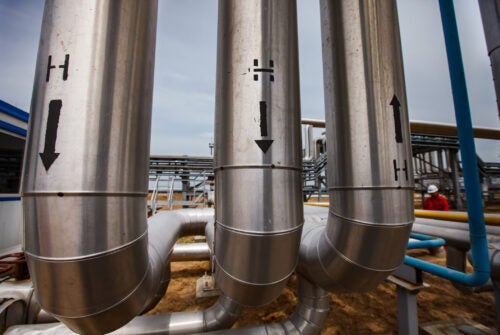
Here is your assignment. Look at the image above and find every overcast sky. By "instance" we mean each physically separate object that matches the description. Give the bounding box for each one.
[0,0,498,161]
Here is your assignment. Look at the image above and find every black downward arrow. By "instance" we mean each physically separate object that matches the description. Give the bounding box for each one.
[259,101,268,137]
[390,95,403,143]
[255,101,273,153]
[255,139,274,153]
[39,100,62,171]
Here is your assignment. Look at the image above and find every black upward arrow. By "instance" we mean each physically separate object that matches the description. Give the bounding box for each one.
[390,95,403,143]
[39,100,62,171]
[255,101,273,153]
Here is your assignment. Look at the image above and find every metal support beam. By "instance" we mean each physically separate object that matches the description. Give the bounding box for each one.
[388,264,429,335]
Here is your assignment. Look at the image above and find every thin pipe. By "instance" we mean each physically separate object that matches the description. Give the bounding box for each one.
[414,218,500,235]
[306,204,500,226]
[171,243,211,262]
[407,233,446,250]
[300,118,500,140]
[405,0,491,287]
[415,210,500,226]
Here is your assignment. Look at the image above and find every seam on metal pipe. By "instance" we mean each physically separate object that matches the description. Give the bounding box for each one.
[23,231,149,262]
[215,222,304,235]
[297,0,414,293]
[213,0,304,306]
[21,1,160,333]
[328,210,413,227]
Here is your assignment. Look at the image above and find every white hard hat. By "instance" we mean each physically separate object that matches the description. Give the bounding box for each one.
[427,184,439,194]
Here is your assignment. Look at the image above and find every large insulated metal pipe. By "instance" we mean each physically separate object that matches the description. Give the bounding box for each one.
[299,0,414,292]
[4,293,241,335]
[21,1,157,333]
[214,0,303,305]
[214,276,329,335]
[478,0,500,117]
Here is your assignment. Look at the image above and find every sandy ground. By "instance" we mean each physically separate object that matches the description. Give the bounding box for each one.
[149,249,497,334]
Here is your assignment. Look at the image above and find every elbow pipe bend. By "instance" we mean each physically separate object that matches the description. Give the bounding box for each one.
[203,294,242,332]
[19,209,216,334]
[218,276,329,335]
[280,276,330,335]
[4,294,241,335]
[298,217,412,292]
[22,1,160,333]
[143,209,215,314]
[312,0,414,292]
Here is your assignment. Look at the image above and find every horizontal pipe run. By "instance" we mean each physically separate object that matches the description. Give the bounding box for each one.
[415,210,500,226]
[411,221,500,253]
[407,233,446,250]
[307,204,500,227]
[404,255,489,287]
[415,218,500,234]
[171,243,211,262]
[303,205,491,287]
[207,276,329,335]
[300,119,500,140]
[4,294,241,335]
[142,209,214,314]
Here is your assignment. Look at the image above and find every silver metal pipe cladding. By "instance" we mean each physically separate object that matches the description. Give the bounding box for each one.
[214,0,304,306]
[298,0,414,292]
[478,0,500,116]
[209,276,329,335]
[22,1,158,333]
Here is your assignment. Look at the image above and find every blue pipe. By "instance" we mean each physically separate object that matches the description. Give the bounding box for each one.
[407,233,445,250]
[404,0,490,286]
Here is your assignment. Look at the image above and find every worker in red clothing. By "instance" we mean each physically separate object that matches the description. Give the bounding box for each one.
[423,184,449,211]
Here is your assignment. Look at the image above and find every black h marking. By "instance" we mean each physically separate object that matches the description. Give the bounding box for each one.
[46,56,56,82]
[393,159,408,181]
[46,54,70,82]
[59,54,70,80]
[260,101,268,137]
[253,59,274,82]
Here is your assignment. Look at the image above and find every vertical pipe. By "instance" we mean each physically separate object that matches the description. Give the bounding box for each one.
[304,125,315,160]
[439,0,490,284]
[214,0,303,305]
[299,0,414,291]
[21,1,157,333]
[449,149,463,209]
[406,0,490,287]
[478,0,500,117]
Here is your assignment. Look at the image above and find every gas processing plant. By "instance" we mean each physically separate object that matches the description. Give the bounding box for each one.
[1,0,500,334]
